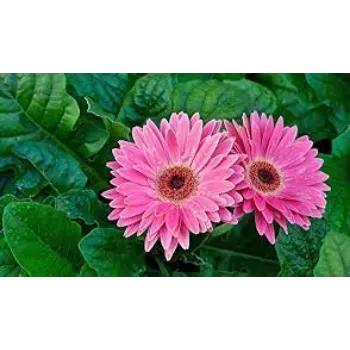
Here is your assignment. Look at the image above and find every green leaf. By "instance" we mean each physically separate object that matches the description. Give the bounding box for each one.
[252,73,336,141]
[13,139,87,194]
[333,125,350,157]
[66,73,130,116]
[86,100,130,174]
[172,73,245,83]
[321,128,350,233]
[167,79,277,121]
[55,189,109,226]
[118,73,173,125]
[0,73,108,193]
[1,73,80,139]
[275,219,329,277]
[305,73,350,133]
[85,97,130,144]
[0,237,22,277]
[0,194,29,230]
[79,264,98,277]
[3,202,82,277]
[69,117,109,159]
[199,217,280,277]
[322,155,350,232]
[0,154,49,197]
[79,228,145,277]
[314,232,350,277]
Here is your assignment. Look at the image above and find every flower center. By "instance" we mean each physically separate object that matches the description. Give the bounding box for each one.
[157,165,197,203]
[248,160,282,194]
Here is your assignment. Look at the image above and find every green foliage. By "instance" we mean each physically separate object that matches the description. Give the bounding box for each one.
[275,219,329,277]
[0,73,348,277]
[321,127,350,233]
[118,74,276,126]
[55,190,110,226]
[3,202,82,276]
[314,232,350,277]
[79,228,145,277]
[252,73,337,141]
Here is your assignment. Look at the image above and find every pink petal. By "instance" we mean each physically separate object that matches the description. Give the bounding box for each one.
[119,204,150,218]
[149,216,165,236]
[102,188,117,199]
[145,232,159,252]
[165,238,178,261]
[124,194,153,206]
[166,207,180,231]
[177,113,190,155]
[108,209,122,221]
[264,223,276,244]
[243,199,254,214]
[218,208,232,222]
[181,206,200,234]
[160,118,170,136]
[183,120,203,163]
[200,180,235,193]
[132,126,145,149]
[155,202,173,216]
[207,211,221,223]
[124,223,139,238]
[117,214,142,227]
[253,195,266,211]
[160,226,172,250]
[165,128,180,163]
[255,211,267,236]
[220,193,234,206]
[192,196,219,212]
[133,163,156,180]
[109,195,125,209]
[177,225,190,250]
[192,134,221,172]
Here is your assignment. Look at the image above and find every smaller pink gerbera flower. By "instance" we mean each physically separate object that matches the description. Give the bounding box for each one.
[103,112,245,260]
[224,112,330,244]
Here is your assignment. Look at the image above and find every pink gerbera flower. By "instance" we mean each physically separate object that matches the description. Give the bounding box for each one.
[224,112,330,244]
[103,112,245,260]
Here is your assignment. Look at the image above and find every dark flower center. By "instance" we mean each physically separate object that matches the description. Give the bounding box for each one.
[257,168,275,185]
[170,175,185,190]
[248,160,282,194]
[157,166,197,202]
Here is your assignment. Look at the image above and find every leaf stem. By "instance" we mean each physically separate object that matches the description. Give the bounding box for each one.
[202,245,280,266]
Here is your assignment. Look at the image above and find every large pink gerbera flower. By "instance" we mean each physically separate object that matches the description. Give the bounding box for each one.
[224,112,330,244]
[103,112,245,260]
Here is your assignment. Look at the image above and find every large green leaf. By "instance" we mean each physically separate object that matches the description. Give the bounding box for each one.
[55,189,109,226]
[0,237,22,277]
[79,264,98,277]
[172,73,245,83]
[3,202,82,276]
[0,73,108,193]
[86,99,130,175]
[321,127,350,232]
[0,156,47,197]
[275,219,329,277]
[305,73,350,133]
[13,139,87,194]
[198,217,280,277]
[118,73,173,125]
[252,73,337,141]
[0,194,29,230]
[66,73,130,116]
[314,232,350,277]
[166,79,277,121]
[68,117,109,159]
[79,228,145,277]
[118,73,277,126]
